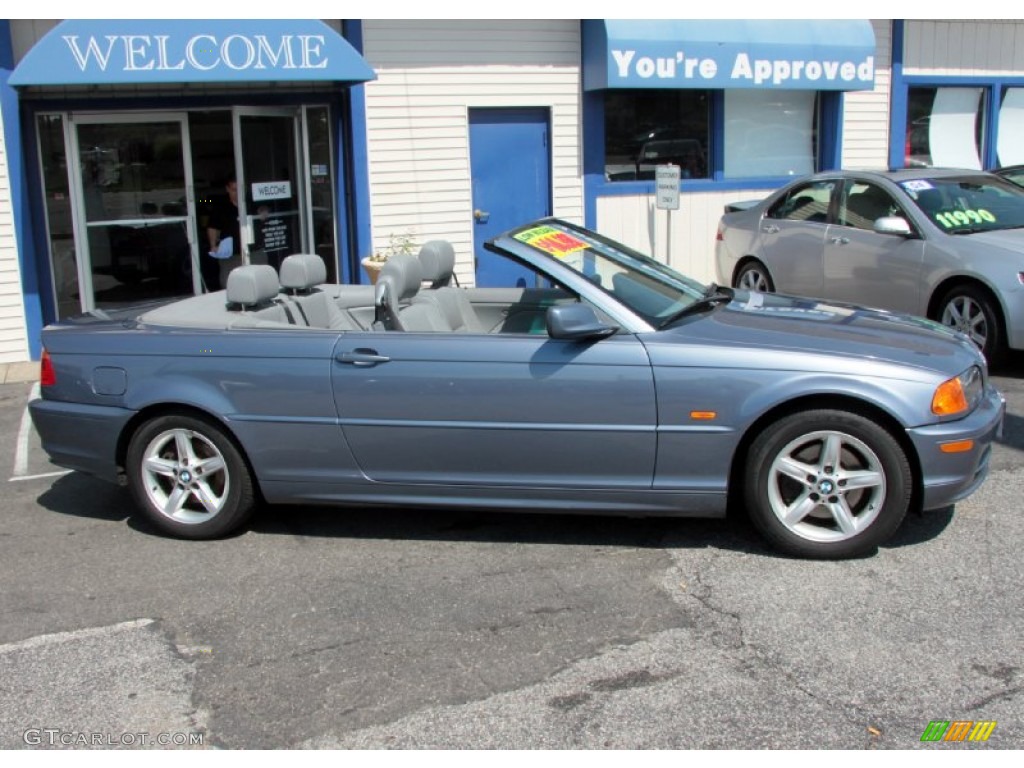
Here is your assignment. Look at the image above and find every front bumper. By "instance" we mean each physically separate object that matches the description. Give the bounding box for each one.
[28,398,135,484]
[907,386,1005,510]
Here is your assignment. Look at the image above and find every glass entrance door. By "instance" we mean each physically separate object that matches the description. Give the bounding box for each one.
[303,105,340,283]
[233,108,307,271]
[69,114,199,310]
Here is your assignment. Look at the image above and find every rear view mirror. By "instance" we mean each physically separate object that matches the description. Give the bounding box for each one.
[873,216,914,237]
[546,304,618,341]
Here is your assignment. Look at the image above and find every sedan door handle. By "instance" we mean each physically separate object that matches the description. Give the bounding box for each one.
[336,349,390,367]
[830,236,850,245]
[762,224,780,234]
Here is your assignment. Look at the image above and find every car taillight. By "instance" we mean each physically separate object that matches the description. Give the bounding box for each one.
[40,348,56,387]
[716,222,724,241]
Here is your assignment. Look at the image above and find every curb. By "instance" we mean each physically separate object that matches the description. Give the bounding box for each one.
[1,362,38,385]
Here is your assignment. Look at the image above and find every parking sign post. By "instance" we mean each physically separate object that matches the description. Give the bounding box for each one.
[655,164,681,263]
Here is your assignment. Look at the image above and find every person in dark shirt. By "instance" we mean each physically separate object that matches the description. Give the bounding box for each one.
[206,176,243,289]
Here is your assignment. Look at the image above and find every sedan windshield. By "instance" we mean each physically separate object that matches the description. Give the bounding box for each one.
[510,222,708,325]
[900,175,1024,233]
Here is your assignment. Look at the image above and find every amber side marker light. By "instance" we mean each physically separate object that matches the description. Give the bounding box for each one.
[40,348,56,387]
[931,377,968,416]
[940,440,975,454]
[690,411,717,420]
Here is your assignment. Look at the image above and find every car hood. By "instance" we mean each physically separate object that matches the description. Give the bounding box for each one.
[956,228,1024,253]
[654,290,981,376]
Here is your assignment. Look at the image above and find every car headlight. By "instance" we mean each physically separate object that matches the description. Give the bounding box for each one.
[931,366,983,416]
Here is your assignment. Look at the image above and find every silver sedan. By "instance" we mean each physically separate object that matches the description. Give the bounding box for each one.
[715,169,1024,364]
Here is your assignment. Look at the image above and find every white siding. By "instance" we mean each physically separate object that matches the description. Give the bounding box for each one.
[0,106,31,363]
[596,189,768,284]
[905,20,1024,75]
[362,20,583,285]
[10,19,57,63]
[841,19,892,170]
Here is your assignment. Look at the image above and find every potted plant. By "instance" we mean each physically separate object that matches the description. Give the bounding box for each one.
[362,230,417,284]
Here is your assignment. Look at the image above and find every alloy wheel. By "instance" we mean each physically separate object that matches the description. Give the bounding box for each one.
[140,428,230,524]
[766,429,887,544]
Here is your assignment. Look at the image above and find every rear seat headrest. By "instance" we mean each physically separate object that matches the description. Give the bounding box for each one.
[226,264,280,307]
[418,241,456,288]
[279,253,327,292]
[378,253,424,302]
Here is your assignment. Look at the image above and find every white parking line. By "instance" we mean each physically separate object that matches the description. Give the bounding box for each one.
[12,382,40,479]
[9,470,71,483]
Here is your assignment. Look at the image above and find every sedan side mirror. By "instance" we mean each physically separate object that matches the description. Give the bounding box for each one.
[873,216,914,237]
[546,304,618,341]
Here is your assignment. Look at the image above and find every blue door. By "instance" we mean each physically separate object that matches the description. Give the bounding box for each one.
[469,108,551,287]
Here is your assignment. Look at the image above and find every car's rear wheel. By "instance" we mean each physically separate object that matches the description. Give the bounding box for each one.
[936,284,1004,365]
[744,410,911,559]
[734,260,775,293]
[126,413,256,539]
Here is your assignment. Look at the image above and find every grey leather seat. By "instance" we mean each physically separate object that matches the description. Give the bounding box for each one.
[415,241,484,332]
[845,186,893,229]
[376,253,450,332]
[226,265,287,319]
[224,264,291,324]
[278,253,358,330]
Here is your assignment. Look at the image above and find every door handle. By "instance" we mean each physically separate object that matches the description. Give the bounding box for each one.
[474,209,490,223]
[762,224,780,234]
[336,349,390,367]
[830,236,850,245]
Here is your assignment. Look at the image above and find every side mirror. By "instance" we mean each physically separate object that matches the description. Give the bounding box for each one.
[873,216,914,237]
[546,304,618,341]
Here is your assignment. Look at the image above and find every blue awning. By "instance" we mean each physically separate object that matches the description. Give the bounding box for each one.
[583,19,876,91]
[10,19,375,86]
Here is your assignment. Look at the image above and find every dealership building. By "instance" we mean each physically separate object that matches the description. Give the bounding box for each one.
[1,18,1021,364]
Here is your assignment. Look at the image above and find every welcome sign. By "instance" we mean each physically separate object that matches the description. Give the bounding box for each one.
[10,19,376,86]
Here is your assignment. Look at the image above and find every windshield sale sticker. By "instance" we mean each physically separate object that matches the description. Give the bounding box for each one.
[934,209,996,229]
[514,226,589,258]
[901,180,934,192]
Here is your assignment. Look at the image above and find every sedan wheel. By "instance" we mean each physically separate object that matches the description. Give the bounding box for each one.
[937,285,1003,364]
[127,414,256,539]
[735,261,774,293]
[745,410,911,559]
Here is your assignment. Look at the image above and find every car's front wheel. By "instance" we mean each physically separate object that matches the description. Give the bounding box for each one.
[126,413,256,539]
[744,410,912,559]
[936,284,1004,365]
[734,260,775,293]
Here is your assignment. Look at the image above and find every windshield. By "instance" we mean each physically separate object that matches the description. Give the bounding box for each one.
[510,222,708,325]
[900,175,1024,233]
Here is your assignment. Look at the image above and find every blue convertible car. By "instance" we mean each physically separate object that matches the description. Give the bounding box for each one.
[30,219,1004,559]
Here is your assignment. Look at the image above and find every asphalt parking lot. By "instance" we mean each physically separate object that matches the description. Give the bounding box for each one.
[1,359,1023,749]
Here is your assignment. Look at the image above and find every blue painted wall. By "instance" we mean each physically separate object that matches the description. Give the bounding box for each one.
[0,20,43,359]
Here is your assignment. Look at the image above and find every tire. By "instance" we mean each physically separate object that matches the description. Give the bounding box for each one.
[734,260,775,293]
[744,410,912,559]
[935,284,1004,365]
[126,413,256,539]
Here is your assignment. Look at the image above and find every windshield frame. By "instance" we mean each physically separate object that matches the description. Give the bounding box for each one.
[501,220,709,327]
